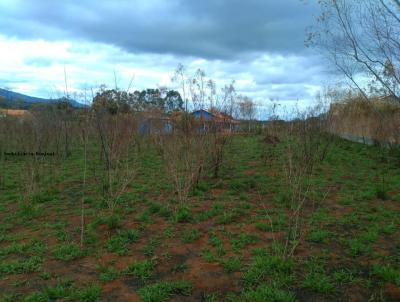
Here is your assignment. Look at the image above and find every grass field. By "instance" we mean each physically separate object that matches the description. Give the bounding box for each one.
[1,135,400,301]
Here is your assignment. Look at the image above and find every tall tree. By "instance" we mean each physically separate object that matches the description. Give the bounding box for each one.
[138,89,164,110]
[172,64,188,111]
[238,96,256,132]
[220,81,237,117]
[164,90,183,113]
[93,89,133,114]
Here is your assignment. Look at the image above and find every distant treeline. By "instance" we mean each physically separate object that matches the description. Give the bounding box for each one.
[0,88,183,114]
[92,88,183,114]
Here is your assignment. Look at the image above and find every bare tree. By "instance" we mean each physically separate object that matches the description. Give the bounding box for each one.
[172,64,189,112]
[207,79,217,109]
[238,95,256,132]
[189,69,207,110]
[92,89,137,214]
[220,80,237,117]
[310,0,400,99]
[263,101,333,259]
[157,115,210,206]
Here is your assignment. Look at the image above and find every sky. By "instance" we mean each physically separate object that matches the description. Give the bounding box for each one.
[0,0,335,116]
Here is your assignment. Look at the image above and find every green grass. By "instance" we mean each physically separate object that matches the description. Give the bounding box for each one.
[143,238,161,257]
[231,233,258,252]
[0,240,46,259]
[137,281,192,302]
[200,248,217,263]
[255,213,286,232]
[106,229,139,255]
[124,259,157,282]
[0,256,42,275]
[243,253,294,288]
[22,280,100,302]
[217,211,240,225]
[372,264,400,286]
[302,272,335,295]
[174,206,193,223]
[181,228,201,243]
[307,229,332,244]
[98,265,120,282]
[1,134,400,301]
[302,257,335,294]
[221,256,241,272]
[228,285,297,302]
[53,243,84,261]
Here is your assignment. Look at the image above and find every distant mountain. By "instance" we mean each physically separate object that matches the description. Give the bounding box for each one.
[0,88,87,108]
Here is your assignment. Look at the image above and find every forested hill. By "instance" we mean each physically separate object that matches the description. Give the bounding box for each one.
[0,88,85,108]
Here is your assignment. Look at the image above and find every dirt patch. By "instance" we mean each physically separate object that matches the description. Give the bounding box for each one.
[243,169,256,175]
[103,280,141,302]
[180,257,240,296]
[384,283,400,302]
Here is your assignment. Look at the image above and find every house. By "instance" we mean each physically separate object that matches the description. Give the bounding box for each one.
[137,110,173,135]
[191,109,240,132]
[139,116,173,135]
[0,109,33,120]
[137,109,240,135]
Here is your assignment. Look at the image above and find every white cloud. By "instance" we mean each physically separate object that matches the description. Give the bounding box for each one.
[0,33,331,115]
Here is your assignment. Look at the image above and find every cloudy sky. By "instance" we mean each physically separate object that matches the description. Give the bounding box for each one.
[0,0,334,115]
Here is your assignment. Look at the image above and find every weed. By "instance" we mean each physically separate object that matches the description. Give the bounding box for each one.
[137,211,151,224]
[243,253,294,288]
[23,281,101,302]
[339,213,361,228]
[0,240,46,259]
[229,177,256,192]
[137,281,192,302]
[18,201,40,220]
[217,211,239,225]
[143,238,161,257]
[171,263,188,274]
[97,266,120,282]
[333,268,359,284]
[309,209,332,226]
[202,292,220,302]
[53,243,83,261]
[375,186,388,200]
[201,249,216,263]
[107,230,139,255]
[256,214,286,232]
[0,256,42,275]
[307,229,332,244]
[344,237,372,257]
[372,265,400,286]
[222,257,241,273]
[231,233,258,252]
[147,202,162,214]
[124,259,156,282]
[302,273,335,294]
[228,285,296,302]
[105,215,121,230]
[181,228,200,243]
[209,232,225,256]
[302,257,335,294]
[174,207,192,223]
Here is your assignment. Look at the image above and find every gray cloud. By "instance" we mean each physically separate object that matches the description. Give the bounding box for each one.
[0,0,333,116]
[0,0,318,59]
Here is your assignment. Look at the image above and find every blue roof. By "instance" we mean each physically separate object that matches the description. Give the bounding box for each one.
[192,109,214,120]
